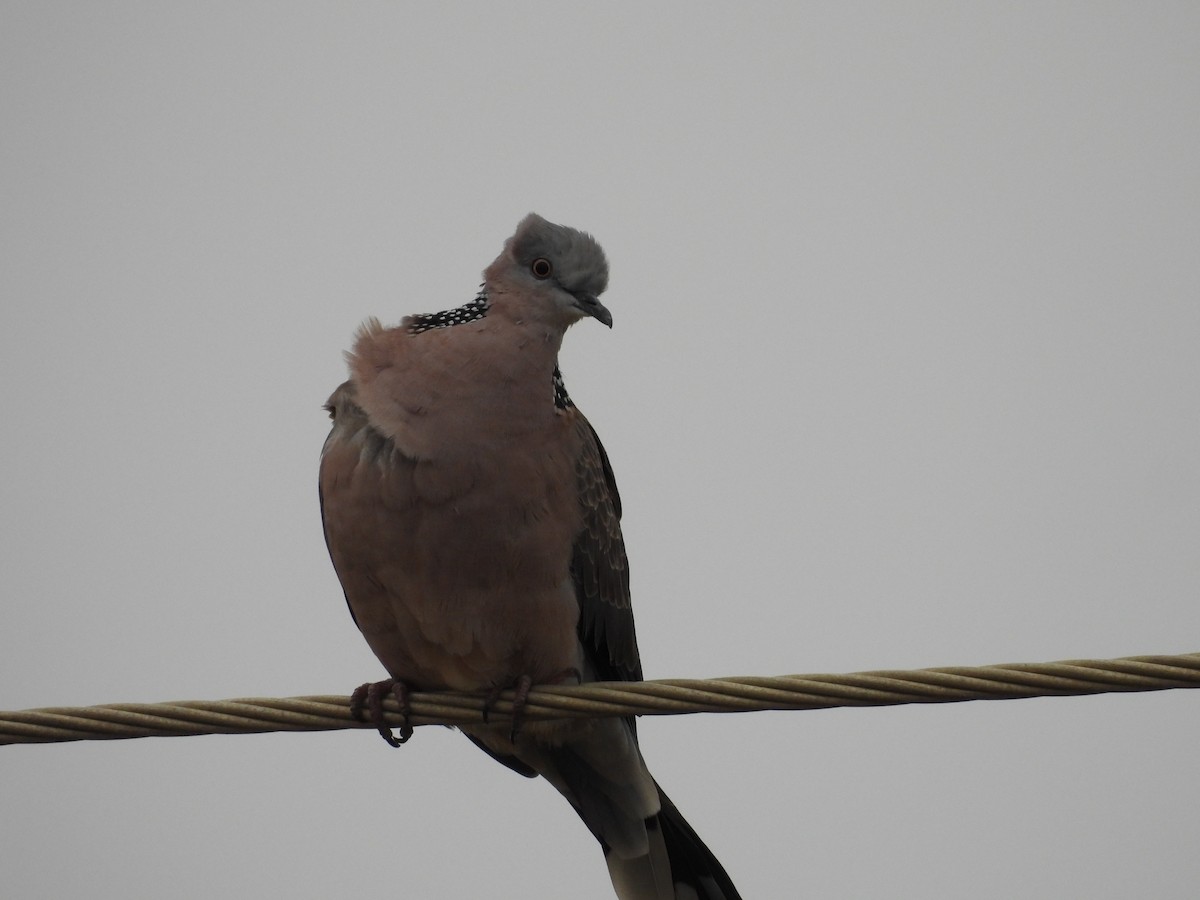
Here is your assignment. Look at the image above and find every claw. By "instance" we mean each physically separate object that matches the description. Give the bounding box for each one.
[481,668,581,742]
[508,674,533,742]
[481,682,503,726]
[350,678,413,747]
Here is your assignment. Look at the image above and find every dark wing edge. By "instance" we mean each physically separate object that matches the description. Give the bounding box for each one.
[571,414,642,685]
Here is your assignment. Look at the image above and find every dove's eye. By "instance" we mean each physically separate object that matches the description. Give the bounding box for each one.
[531,258,552,279]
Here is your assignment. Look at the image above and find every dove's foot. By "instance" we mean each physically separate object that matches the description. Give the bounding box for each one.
[350,678,413,747]
[482,668,582,741]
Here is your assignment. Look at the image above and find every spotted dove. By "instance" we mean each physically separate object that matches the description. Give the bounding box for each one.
[319,213,741,899]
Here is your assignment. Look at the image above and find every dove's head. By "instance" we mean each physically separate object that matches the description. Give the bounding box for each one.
[484,213,612,329]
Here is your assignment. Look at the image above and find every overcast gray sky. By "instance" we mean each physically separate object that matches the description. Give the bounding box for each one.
[3,3,1199,898]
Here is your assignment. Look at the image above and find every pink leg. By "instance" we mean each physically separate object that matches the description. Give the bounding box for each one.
[350,678,413,747]
[482,668,581,741]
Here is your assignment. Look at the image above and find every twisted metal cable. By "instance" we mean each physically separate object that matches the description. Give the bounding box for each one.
[4,651,1198,746]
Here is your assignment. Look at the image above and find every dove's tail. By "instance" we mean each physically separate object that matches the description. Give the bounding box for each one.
[605,783,742,900]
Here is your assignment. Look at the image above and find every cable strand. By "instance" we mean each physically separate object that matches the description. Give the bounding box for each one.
[4,651,1197,746]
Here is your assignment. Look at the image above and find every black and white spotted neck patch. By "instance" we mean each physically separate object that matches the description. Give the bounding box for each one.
[405,289,490,334]
[553,365,574,410]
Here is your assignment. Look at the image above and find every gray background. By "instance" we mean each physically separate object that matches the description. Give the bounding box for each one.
[3,3,1198,898]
